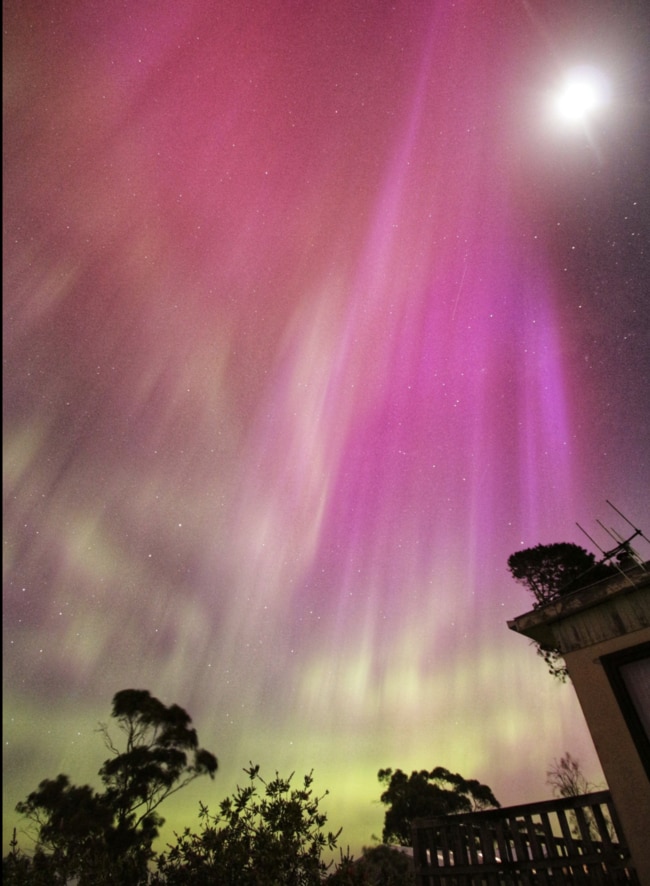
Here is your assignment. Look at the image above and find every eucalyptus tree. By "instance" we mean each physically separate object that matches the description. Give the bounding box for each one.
[12,689,217,885]
[377,766,500,846]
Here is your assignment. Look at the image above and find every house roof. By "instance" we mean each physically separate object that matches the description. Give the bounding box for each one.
[507,562,650,652]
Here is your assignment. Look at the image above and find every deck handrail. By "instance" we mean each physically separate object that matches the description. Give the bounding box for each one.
[412,789,639,884]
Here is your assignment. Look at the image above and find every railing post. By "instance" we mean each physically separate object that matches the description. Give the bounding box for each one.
[412,791,639,885]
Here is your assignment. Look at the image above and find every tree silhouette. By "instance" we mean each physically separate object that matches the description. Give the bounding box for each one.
[507,543,616,681]
[13,689,217,886]
[546,752,594,798]
[377,767,499,846]
[99,689,218,839]
[507,542,614,608]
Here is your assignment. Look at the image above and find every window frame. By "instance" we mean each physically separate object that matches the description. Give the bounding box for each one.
[601,640,650,781]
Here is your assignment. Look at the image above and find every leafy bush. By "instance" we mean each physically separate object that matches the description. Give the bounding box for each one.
[153,765,341,885]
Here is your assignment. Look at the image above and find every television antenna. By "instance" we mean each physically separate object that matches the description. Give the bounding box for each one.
[576,501,649,574]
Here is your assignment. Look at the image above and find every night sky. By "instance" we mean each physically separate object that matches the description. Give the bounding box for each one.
[3,0,650,860]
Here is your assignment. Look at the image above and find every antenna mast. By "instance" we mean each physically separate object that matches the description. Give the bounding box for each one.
[576,502,649,572]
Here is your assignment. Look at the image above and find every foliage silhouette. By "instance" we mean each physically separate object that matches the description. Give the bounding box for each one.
[10,689,217,886]
[546,752,595,798]
[507,542,614,608]
[377,767,500,846]
[152,764,340,885]
[507,543,616,681]
[325,844,413,884]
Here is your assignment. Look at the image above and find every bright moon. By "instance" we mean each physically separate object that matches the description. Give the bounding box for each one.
[553,65,610,124]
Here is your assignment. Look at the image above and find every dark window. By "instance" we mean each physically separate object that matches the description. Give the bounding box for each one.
[601,641,650,781]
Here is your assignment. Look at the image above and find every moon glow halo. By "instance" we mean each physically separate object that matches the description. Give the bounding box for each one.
[553,65,610,124]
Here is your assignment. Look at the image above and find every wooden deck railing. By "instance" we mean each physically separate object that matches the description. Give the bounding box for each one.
[412,790,639,885]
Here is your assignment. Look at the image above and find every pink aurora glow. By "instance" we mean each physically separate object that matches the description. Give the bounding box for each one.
[4,0,649,858]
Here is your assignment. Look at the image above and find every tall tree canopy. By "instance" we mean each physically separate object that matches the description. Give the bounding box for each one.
[99,689,218,836]
[507,543,616,680]
[12,689,217,886]
[507,542,613,608]
[377,767,499,846]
